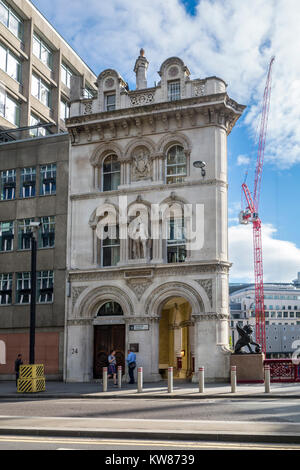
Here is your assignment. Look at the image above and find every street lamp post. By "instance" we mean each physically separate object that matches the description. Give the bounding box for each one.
[29,222,40,365]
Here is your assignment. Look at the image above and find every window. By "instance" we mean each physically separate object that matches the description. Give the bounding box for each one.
[30,114,48,137]
[167,217,186,263]
[98,302,123,316]
[283,312,288,318]
[83,86,96,99]
[20,168,36,198]
[37,271,53,303]
[102,225,120,267]
[290,312,295,318]
[270,312,276,318]
[0,169,16,200]
[168,80,181,101]
[18,219,34,250]
[61,63,73,88]
[32,34,52,69]
[39,217,55,248]
[60,99,70,121]
[0,221,14,251]
[0,273,12,305]
[0,88,20,125]
[16,272,31,304]
[0,43,21,81]
[0,1,23,39]
[166,145,187,184]
[31,74,51,107]
[105,93,116,111]
[277,312,282,318]
[102,155,120,191]
[40,164,56,195]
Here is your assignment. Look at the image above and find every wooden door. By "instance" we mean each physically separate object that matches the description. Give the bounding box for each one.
[94,325,125,379]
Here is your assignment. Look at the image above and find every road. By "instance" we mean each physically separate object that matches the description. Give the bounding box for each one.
[0,397,300,422]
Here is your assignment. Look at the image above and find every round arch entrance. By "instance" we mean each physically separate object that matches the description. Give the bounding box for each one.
[159,297,194,379]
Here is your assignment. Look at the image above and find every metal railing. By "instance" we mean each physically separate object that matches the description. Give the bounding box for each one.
[264,359,300,383]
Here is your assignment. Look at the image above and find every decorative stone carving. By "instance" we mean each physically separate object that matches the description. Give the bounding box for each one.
[83,100,93,115]
[131,147,152,181]
[126,279,152,301]
[130,92,154,106]
[195,279,213,306]
[105,78,115,89]
[168,66,179,77]
[194,84,205,97]
[72,286,88,308]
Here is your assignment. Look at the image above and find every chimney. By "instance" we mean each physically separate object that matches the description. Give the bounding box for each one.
[134,48,149,90]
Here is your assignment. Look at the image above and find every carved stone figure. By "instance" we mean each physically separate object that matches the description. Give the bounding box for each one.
[234,324,262,354]
[132,147,151,181]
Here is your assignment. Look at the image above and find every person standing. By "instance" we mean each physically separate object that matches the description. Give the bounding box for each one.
[15,354,23,387]
[108,350,117,386]
[127,349,136,385]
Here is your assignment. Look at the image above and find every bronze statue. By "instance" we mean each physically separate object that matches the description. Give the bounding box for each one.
[234,324,262,354]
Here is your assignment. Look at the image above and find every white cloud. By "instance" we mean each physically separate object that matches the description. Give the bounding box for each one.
[237,155,251,166]
[229,223,300,283]
[31,0,300,167]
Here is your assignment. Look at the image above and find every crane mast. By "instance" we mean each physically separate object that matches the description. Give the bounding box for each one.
[239,57,275,354]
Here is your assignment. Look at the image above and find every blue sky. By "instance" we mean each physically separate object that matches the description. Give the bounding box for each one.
[30,0,300,283]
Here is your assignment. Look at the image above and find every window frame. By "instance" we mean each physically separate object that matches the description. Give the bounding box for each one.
[0,42,21,82]
[32,33,52,69]
[0,220,14,252]
[102,154,120,192]
[20,167,36,199]
[166,145,187,185]
[31,73,51,108]
[0,1,23,40]
[0,169,16,200]
[167,80,181,101]
[40,164,56,196]
[101,225,120,267]
[38,216,55,249]
[37,270,54,304]
[0,273,12,305]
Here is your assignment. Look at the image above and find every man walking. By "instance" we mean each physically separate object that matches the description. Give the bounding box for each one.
[127,349,136,385]
[15,354,23,387]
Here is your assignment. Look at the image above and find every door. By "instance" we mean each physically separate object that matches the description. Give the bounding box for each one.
[94,325,125,379]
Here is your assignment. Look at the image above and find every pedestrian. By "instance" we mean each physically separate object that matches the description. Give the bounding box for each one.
[108,350,117,386]
[15,354,23,387]
[127,348,136,384]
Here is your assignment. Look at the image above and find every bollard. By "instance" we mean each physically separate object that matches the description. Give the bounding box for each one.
[199,367,205,393]
[168,367,174,393]
[137,367,143,393]
[231,365,237,393]
[118,366,122,389]
[102,367,108,392]
[264,365,271,393]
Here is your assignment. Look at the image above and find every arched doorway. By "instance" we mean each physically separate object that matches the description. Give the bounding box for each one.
[93,301,125,379]
[159,297,194,379]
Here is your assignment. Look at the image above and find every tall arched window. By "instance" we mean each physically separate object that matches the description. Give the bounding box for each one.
[166,145,186,184]
[167,215,186,263]
[102,155,120,191]
[102,224,120,267]
[98,301,123,316]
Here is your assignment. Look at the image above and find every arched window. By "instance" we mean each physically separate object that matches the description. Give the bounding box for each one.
[98,301,123,316]
[102,155,120,191]
[166,145,186,184]
[102,224,120,267]
[167,215,186,263]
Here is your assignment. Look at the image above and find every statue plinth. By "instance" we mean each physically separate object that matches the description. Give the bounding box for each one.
[230,354,265,383]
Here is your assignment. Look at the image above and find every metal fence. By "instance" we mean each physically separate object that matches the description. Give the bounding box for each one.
[264,359,300,383]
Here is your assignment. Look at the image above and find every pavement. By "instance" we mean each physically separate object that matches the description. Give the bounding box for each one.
[1,380,300,400]
[2,380,300,444]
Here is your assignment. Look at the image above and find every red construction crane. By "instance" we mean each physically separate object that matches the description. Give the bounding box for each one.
[239,57,275,354]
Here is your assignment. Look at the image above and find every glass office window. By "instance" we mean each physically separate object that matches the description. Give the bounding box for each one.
[37,271,54,303]
[40,164,56,196]
[16,272,31,304]
[0,169,16,200]
[20,168,36,198]
[0,43,21,81]
[31,74,51,107]
[0,273,12,305]
[18,219,34,250]
[32,34,52,69]
[0,1,23,39]
[0,221,14,251]
[39,217,55,248]
[61,63,73,88]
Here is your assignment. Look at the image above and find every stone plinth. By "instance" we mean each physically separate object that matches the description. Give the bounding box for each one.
[230,354,265,383]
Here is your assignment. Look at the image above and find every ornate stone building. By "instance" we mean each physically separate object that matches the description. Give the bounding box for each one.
[65,50,245,382]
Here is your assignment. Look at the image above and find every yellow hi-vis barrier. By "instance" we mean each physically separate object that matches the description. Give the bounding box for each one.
[17,364,46,394]
[19,364,44,380]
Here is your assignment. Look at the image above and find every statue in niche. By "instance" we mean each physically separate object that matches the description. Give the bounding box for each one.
[129,211,151,260]
[132,147,151,181]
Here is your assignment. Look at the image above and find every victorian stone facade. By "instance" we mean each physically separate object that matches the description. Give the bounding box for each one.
[65,51,245,383]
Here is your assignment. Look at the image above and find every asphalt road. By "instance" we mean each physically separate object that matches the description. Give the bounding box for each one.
[0,435,298,451]
[0,397,300,423]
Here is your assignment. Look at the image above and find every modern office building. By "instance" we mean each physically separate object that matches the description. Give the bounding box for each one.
[65,50,245,383]
[229,277,300,357]
[0,0,96,140]
[0,131,69,379]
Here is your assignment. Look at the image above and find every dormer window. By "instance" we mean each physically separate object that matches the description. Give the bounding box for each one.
[168,80,180,101]
[106,93,116,111]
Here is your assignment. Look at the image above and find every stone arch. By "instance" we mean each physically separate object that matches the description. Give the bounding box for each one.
[158,57,188,78]
[145,281,205,318]
[124,137,156,160]
[157,132,191,156]
[90,142,124,166]
[74,285,134,319]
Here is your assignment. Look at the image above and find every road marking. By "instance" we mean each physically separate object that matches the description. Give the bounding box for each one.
[0,436,298,450]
